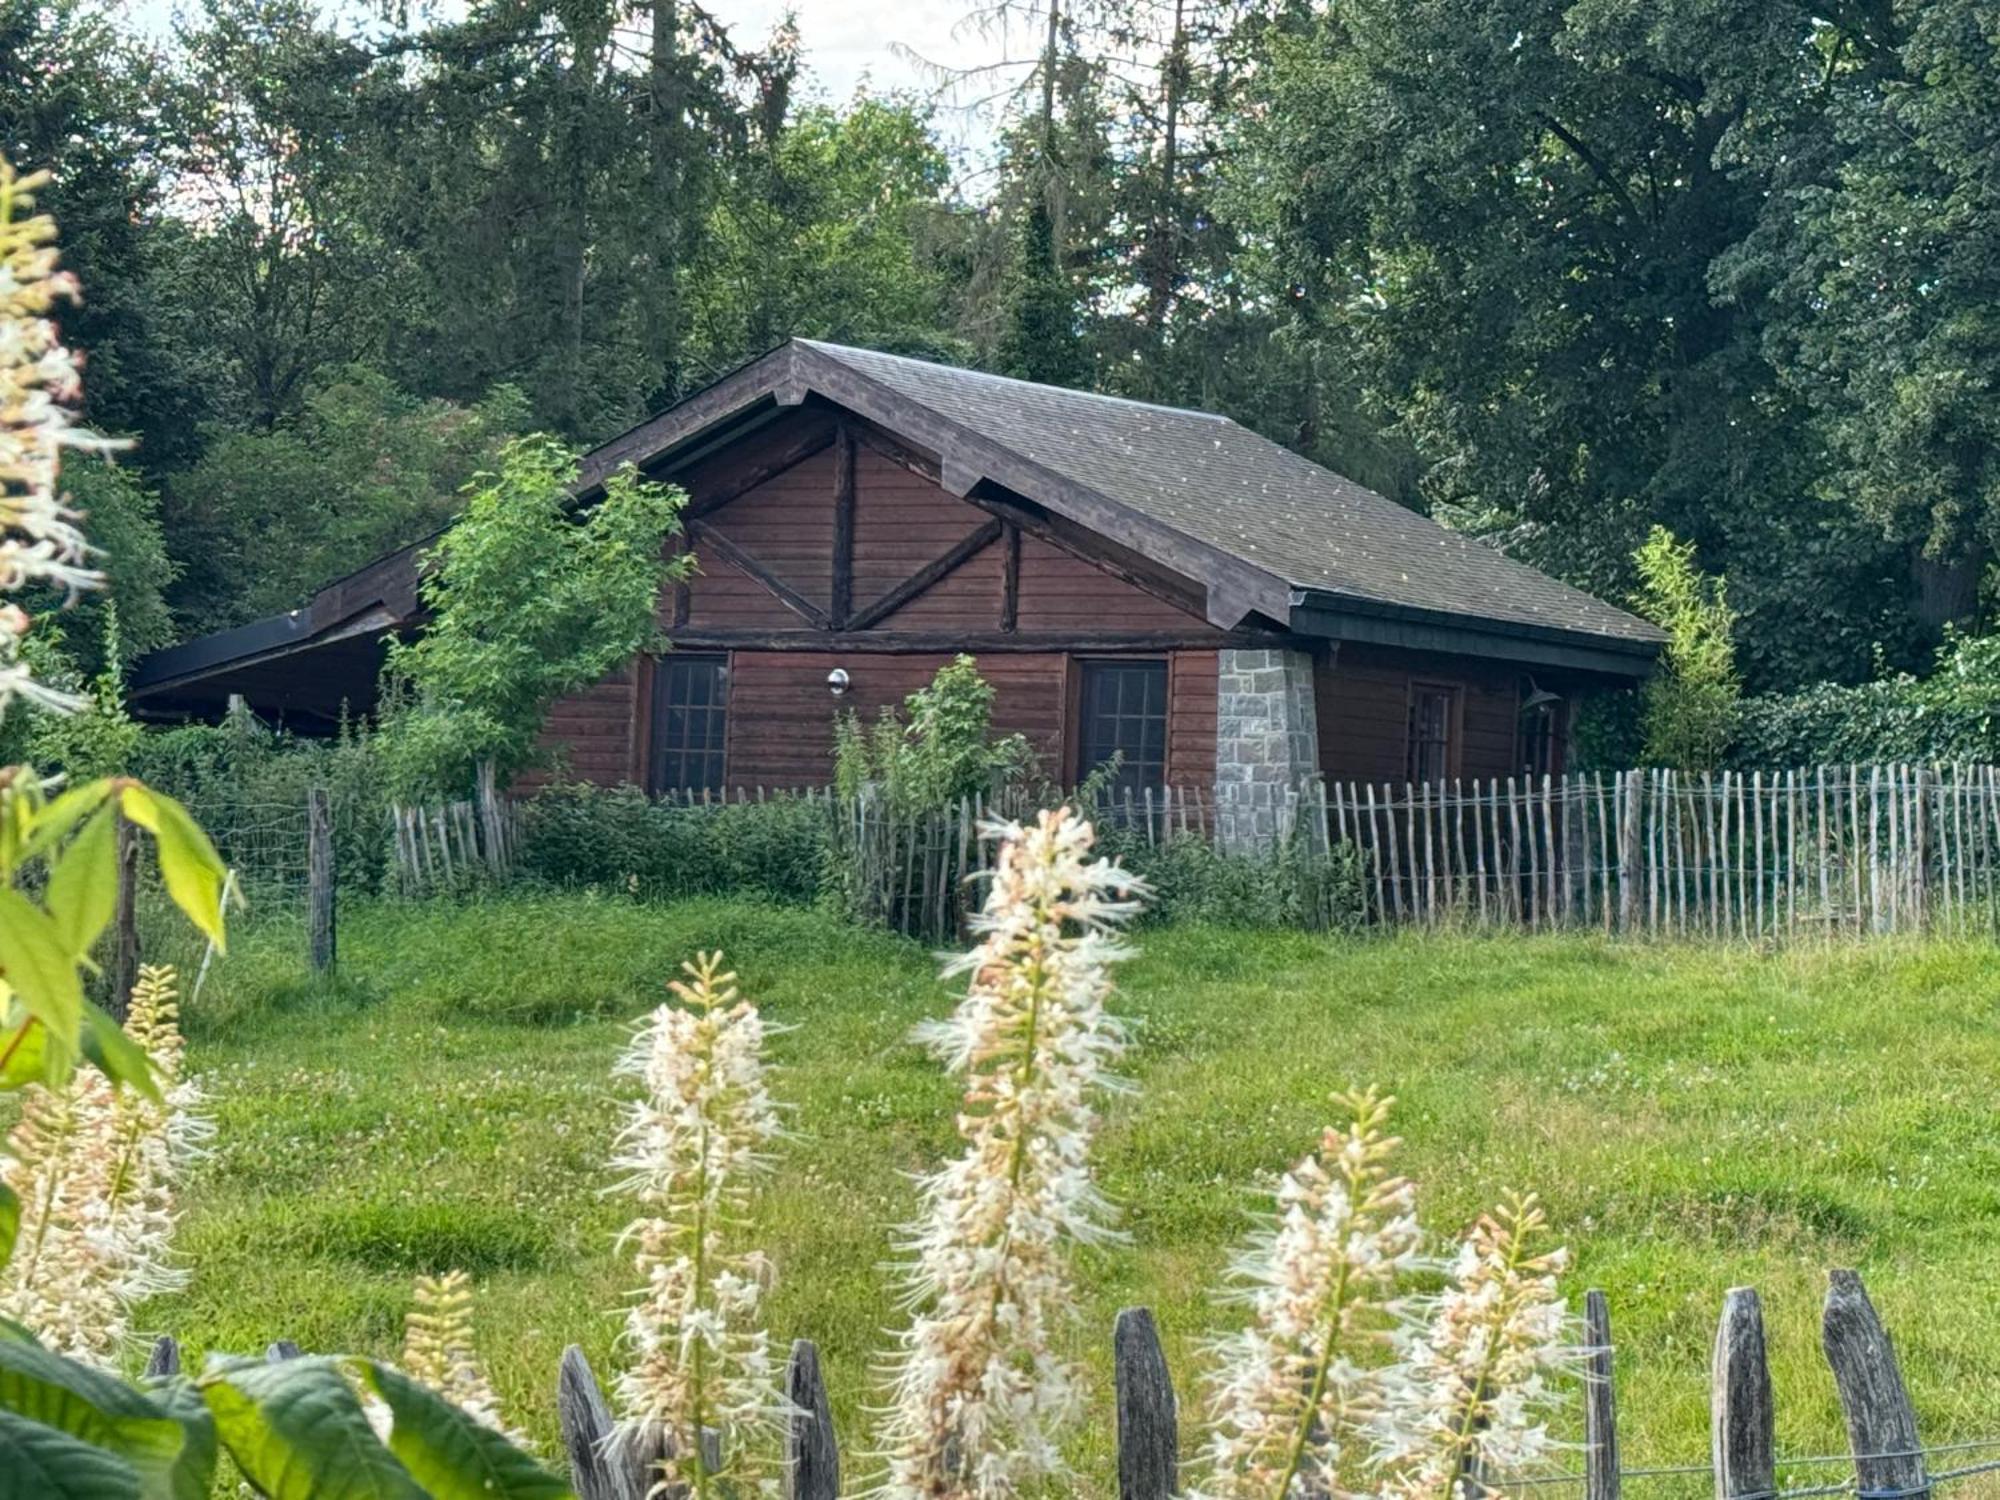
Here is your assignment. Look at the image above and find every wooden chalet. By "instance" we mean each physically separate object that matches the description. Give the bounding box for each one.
[131,340,1664,846]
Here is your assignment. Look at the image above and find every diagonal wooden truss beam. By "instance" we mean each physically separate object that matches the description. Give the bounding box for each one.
[844,519,1005,632]
[685,518,832,629]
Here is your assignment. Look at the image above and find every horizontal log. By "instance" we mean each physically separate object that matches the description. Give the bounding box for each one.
[666,629,1265,653]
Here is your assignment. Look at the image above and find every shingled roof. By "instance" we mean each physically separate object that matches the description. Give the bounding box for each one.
[133,338,1662,716]
[792,341,1661,658]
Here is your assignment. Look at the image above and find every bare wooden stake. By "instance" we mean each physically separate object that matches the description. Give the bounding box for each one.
[143,1335,180,1379]
[307,786,336,972]
[785,1339,840,1500]
[1712,1287,1775,1500]
[108,812,140,1020]
[1584,1290,1621,1500]
[1114,1307,1178,1500]
[1824,1269,1929,1500]
[558,1345,634,1500]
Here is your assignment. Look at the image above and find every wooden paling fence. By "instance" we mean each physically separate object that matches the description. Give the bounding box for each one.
[382,763,2000,940]
[832,783,1219,943]
[390,763,518,894]
[139,1268,2000,1500]
[1314,763,2000,937]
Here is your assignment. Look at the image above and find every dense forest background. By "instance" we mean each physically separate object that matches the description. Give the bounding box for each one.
[7,0,1996,703]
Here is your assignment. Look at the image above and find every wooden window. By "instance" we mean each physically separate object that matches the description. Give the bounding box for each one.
[649,654,728,797]
[1405,683,1458,784]
[1077,659,1169,797]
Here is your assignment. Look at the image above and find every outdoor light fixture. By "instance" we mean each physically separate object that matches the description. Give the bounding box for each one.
[1520,677,1563,713]
[827,667,850,697]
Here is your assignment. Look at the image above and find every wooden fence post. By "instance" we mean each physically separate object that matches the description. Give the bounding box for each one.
[109,811,140,1020]
[1618,771,1643,934]
[1713,1288,1775,1500]
[144,1335,180,1379]
[307,786,335,973]
[476,759,507,875]
[1114,1307,1178,1500]
[1824,1269,1929,1500]
[785,1339,840,1500]
[1584,1290,1620,1500]
[557,1344,632,1500]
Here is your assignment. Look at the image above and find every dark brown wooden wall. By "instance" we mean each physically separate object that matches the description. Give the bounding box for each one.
[530,405,1224,791]
[1313,644,1526,785]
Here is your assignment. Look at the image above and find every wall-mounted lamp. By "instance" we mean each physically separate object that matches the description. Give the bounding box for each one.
[827,667,850,698]
[1520,677,1563,714]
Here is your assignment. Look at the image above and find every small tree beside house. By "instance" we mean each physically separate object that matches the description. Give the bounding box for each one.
[380,435,690,803]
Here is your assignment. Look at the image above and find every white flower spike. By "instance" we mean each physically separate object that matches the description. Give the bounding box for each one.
[609,951,786,1499]
[0,157,114,718]
[1193,1087,1424,1500]
[877,806,1144,1500]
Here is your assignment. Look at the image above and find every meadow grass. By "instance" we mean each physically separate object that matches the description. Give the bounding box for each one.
[143,892,2000,1493]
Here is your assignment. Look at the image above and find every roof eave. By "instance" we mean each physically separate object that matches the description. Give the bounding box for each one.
[1290,591,1662,679]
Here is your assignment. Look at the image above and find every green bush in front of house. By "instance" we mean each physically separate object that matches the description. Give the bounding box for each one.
[1094,819,1370,932]
[513,780,830,904]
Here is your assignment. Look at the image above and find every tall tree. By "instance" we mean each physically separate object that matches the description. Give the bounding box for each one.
[1733,0,2000,637]
[0,0,211,468]
[162,0,384,430]
[1237,0,1919,689]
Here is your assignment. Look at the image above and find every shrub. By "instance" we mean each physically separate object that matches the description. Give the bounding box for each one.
[1634,525,1740,769]
[130,702,393,895]
[514,780,829,905]
[832,652,1031,811]
[1095,820,1368,932]
[1733,630,2000,767]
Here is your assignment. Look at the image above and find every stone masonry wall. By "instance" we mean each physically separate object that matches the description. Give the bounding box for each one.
[1214,647,1319,851]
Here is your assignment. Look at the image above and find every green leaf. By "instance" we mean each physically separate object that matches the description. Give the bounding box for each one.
[45,806,118,961]
[0,1406,141,1500]
[0,1011,48,1090]
[0,1182,16,1270]
[357,1362,574,1500]
[117,788,225,953]
[14,781,115,869]
[200,1356,425,1500]
[0,890,84,1080]
[0,1341,187,1499]
[81,1004,161,1105]
[0,1314,39,1345]
[137,1379,218,1500]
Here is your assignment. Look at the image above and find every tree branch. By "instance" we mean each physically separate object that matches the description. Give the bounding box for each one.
[1534,111,1646,227]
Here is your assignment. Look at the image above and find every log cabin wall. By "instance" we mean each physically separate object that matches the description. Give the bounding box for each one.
[528,404,1224,793]
[1312,643,1534,785]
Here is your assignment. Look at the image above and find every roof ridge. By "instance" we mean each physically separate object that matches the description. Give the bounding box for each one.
[796,338,1232,424]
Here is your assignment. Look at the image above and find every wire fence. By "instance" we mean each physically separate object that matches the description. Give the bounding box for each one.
[142,1268,2000,1500]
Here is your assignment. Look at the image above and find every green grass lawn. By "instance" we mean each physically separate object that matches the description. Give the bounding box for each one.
[143,893,2000,1493]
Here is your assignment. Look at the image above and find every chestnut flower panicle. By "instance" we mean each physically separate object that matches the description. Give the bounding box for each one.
[1374,1193,1578,1500]
[0,964,208,1365]
[1193,1087,1424,1500]
[402,1268,523,1444]
[608,951,786,1498]
[0,156,114,717]
[876,807,1144,1500]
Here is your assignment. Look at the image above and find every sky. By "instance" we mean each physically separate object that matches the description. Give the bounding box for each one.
[118,0,1027,160]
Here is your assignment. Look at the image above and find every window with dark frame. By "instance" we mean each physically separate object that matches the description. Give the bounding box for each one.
[1405,684,1456,784]
[1077,659,1169,800]
[649,654,728,798]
